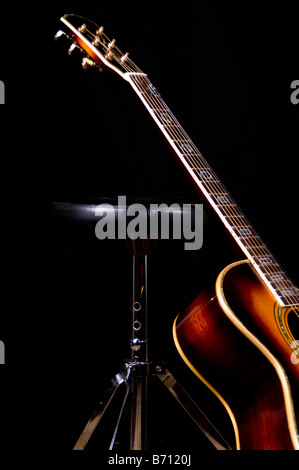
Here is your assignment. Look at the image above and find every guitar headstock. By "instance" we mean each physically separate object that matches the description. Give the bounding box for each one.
[55,14,141,79]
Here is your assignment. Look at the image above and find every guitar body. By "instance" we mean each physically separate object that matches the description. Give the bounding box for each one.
[173,260,299,450]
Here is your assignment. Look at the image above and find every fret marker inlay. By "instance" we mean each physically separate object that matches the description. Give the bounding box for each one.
[180,143,193,153]
[271,274,285,281]
[216,196,230,204]
[200,170,212,180]
[146,84,159,96]
[259,257,272,264]
[159,112,172,124]
[239,228,252,236]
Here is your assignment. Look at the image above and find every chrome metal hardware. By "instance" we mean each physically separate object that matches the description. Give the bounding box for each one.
[105,51,114,61]
[82,57,96,70]
[133,321,142,331]
[108,39,116,49]
[96,26,104,35]
[130,338,146,351]
[121,52,129,62]
[68,43,82,55]
[54,30,69,40]
[133,301,141,312]
[78,23,87,33]
[92,36,101,47]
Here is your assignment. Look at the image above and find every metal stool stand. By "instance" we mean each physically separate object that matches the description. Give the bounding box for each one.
[73,236,231,451]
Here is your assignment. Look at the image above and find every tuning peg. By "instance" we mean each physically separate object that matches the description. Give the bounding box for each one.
[96,26,104,35]
[78,23,87,33]
[121,52,129,63]
[68,43,83,56]
[92,36,101,47]
[54,30,69,41]
[82,57,103,72]
[108,39,116,49]
[82,57,95,70]
[105,51,114,61]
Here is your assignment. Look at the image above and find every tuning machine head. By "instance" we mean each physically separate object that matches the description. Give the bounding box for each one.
[82,57,95,70]
[81,56,103,72]
[78,23,87,33]
[68,42,83,56]
[54,30,69,41]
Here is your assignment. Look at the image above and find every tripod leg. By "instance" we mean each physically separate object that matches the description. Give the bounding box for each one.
[130,376,148,450]
[73,371,126,450]
[109,381,131,450]
[156,367,231,450]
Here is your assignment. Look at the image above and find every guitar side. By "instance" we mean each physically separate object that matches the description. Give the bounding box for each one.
[173,260,299,450]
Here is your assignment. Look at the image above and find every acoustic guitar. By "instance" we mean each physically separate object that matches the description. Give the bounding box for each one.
[55,14,299,450]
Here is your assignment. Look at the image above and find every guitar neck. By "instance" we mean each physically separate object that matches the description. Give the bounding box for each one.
[126,72,299,308]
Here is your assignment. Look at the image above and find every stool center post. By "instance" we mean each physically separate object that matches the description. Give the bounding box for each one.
[131,254,148,362]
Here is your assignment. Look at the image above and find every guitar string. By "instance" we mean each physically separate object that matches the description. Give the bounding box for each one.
[134,77,299,304]
[65,21,299,306]
[84,29,140,73]
[129,75,299,304]
[132,75,299,305]
[129,78,269,252]
[69,28,239,220]
[114,47,299,305]
[84,30,299,305]
[126,73,299,304]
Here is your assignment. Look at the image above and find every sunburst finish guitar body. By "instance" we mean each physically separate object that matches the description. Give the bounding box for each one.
[55,14,299,449]
[174,260,299,449]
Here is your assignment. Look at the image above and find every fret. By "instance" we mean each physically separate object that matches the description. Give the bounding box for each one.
[149,105,168,112]
[245,247,273,260]
[273,282,297,293]
[278,293,299,307]
[224,215,250,227]
[189,164,212,172]
[218,206,243,218]
[162,123,181,131]
[130,74,151,89]
[181,154,203,161]
[149,104,172,114]
[280,295,299,307]
[239,236,265,249]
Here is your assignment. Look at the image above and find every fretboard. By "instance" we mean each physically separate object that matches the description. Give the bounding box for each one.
[126,72,299,308]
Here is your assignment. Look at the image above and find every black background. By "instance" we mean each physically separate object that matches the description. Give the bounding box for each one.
[1,0,298,460]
